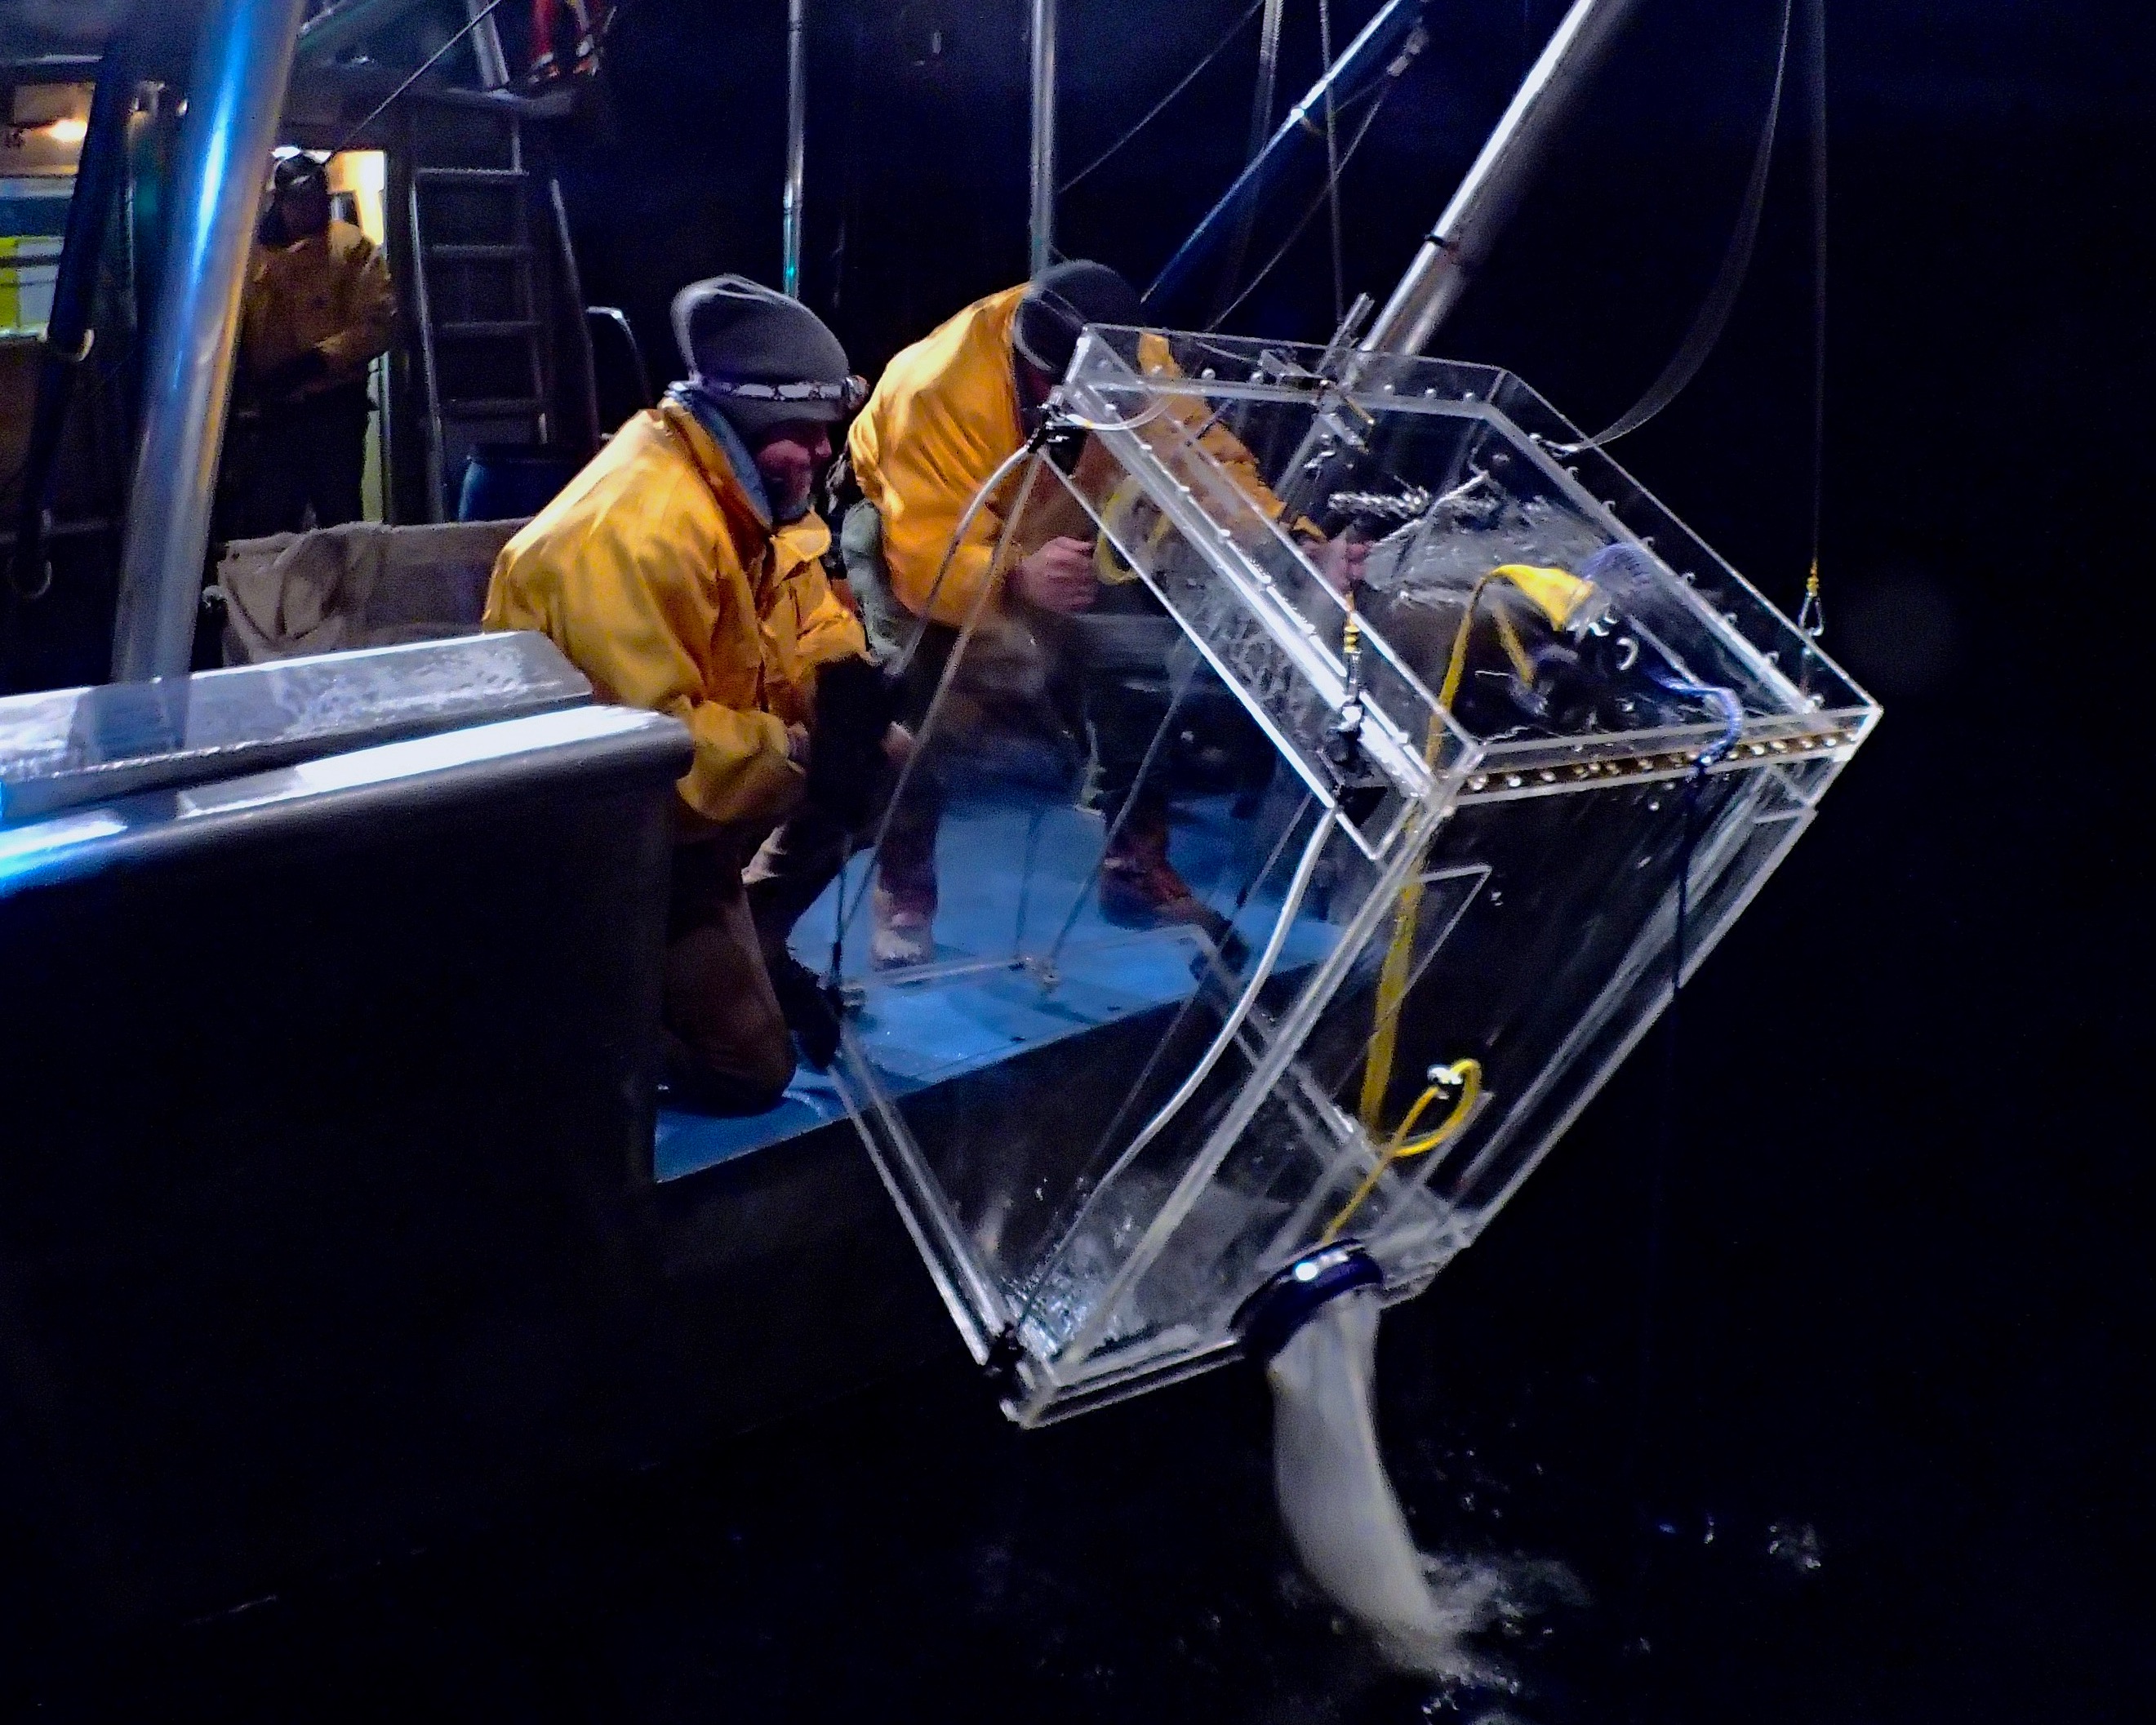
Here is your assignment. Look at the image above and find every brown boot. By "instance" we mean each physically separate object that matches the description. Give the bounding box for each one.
[1100,810,1225,940]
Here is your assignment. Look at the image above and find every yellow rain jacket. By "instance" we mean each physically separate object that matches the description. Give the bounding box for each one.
[484,398,866,827]
[847,286,1036,628]
[848,286,1299,629]
[239,219,396,395]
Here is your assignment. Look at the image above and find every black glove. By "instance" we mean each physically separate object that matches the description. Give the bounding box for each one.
[814,655,899,749]
[256,346,331,403]
[767,951,842,1071]
[805,656,899,826]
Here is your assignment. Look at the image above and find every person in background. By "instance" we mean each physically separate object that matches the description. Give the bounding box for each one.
[486,275,899,1115]
[235,153,395,536]
[842,260,1363,967]
[523,0,608,85]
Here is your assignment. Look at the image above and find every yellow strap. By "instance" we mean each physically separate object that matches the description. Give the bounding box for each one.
[1491,607,1536,685]
[1487,563,1598,630]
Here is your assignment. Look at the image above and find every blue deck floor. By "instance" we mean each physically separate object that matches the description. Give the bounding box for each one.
[654,790,1336,1181]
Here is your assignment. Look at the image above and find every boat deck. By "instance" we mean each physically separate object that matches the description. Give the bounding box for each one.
[654,788,1336,1180]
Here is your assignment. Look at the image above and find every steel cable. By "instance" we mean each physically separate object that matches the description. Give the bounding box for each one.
[1058,0,1269,194]
[1560,0,1796,454]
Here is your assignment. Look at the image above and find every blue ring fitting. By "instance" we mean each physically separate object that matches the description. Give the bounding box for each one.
[1234,1240,1384,1363]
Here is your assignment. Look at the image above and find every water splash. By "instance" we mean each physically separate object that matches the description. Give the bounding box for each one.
[1265,1288,1581,1682]
[1765,1519,1825,1576]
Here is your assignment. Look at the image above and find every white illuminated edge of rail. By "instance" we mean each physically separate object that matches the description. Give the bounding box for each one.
[1,705,665,877]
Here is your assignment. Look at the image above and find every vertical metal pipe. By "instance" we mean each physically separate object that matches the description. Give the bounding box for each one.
[549,177,603,450]
[1028,0,1057,278]
[464,0,513,90]
[1362,0,1643,355]
[7,33,136,607]
[110,0,313,682]
[783,0,808,298]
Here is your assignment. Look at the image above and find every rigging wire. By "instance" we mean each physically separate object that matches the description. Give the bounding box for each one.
[1317,0,1347,330]
[331,0,509,155]
[1058,0,1269,194]
[1798,0,1829,642]
[1207,80,1393,331]
[1212,0,1289,315]
[1558,0,1796,454]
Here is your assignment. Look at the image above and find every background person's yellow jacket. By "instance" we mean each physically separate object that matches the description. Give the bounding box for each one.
[849,287,1300,629]
[239,220,395,394]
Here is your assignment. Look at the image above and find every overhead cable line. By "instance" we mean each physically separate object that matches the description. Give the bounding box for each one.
[1560,0,1794,454]
[1799,0,1829,642]
[1207,79,1393,331]
[1317,0,1347,329]
[331,0,509,154]
[1059,0,1269,194]
[1212,0,1288,315]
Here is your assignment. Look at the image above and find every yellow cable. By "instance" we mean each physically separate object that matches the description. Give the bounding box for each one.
[1357,572,1488,1130]
[1356,562,1600,1132]
[1324,1060,1483,1242]
[1492,607,1537,685]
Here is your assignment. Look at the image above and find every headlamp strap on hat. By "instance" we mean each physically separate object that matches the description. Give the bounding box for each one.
[697,373,870,413]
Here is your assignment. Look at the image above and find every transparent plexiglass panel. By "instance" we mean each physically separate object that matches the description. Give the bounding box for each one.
[835,327,1877,1425]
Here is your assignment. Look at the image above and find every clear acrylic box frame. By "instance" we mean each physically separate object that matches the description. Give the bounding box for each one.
[834,327,1878,1426]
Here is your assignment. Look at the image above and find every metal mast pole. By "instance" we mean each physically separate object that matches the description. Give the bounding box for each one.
[111,0,313,682]
[783,0,808,297]
[7,32,136,610]
[1362,0,1643,355]
[1144,0,1425,317]
[1028,0,1057,277]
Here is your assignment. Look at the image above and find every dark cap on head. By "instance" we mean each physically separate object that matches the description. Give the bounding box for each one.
[671,274,856,437]
[272,153,328,196]
[1013,260,1140,383]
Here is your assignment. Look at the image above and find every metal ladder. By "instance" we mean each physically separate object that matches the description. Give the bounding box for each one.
[407,118,550,521]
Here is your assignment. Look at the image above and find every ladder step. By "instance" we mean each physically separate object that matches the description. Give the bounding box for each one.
[442,397,547,416]
[415,167,530,185]
[426,242,535,262]
[435,319,542,338]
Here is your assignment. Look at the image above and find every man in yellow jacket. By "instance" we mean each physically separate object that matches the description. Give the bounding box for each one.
[487,276,893,1114]
[845,260,1362,967]
[235,153,395,533]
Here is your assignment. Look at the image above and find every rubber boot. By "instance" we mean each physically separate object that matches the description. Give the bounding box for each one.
[870,847,937,969]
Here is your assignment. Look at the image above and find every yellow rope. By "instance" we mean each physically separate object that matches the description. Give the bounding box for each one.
[1324,1060,1483,1241]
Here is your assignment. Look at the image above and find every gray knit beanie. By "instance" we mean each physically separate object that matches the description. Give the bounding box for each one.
[670,274,859,438]
[1012,260,1141,382]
